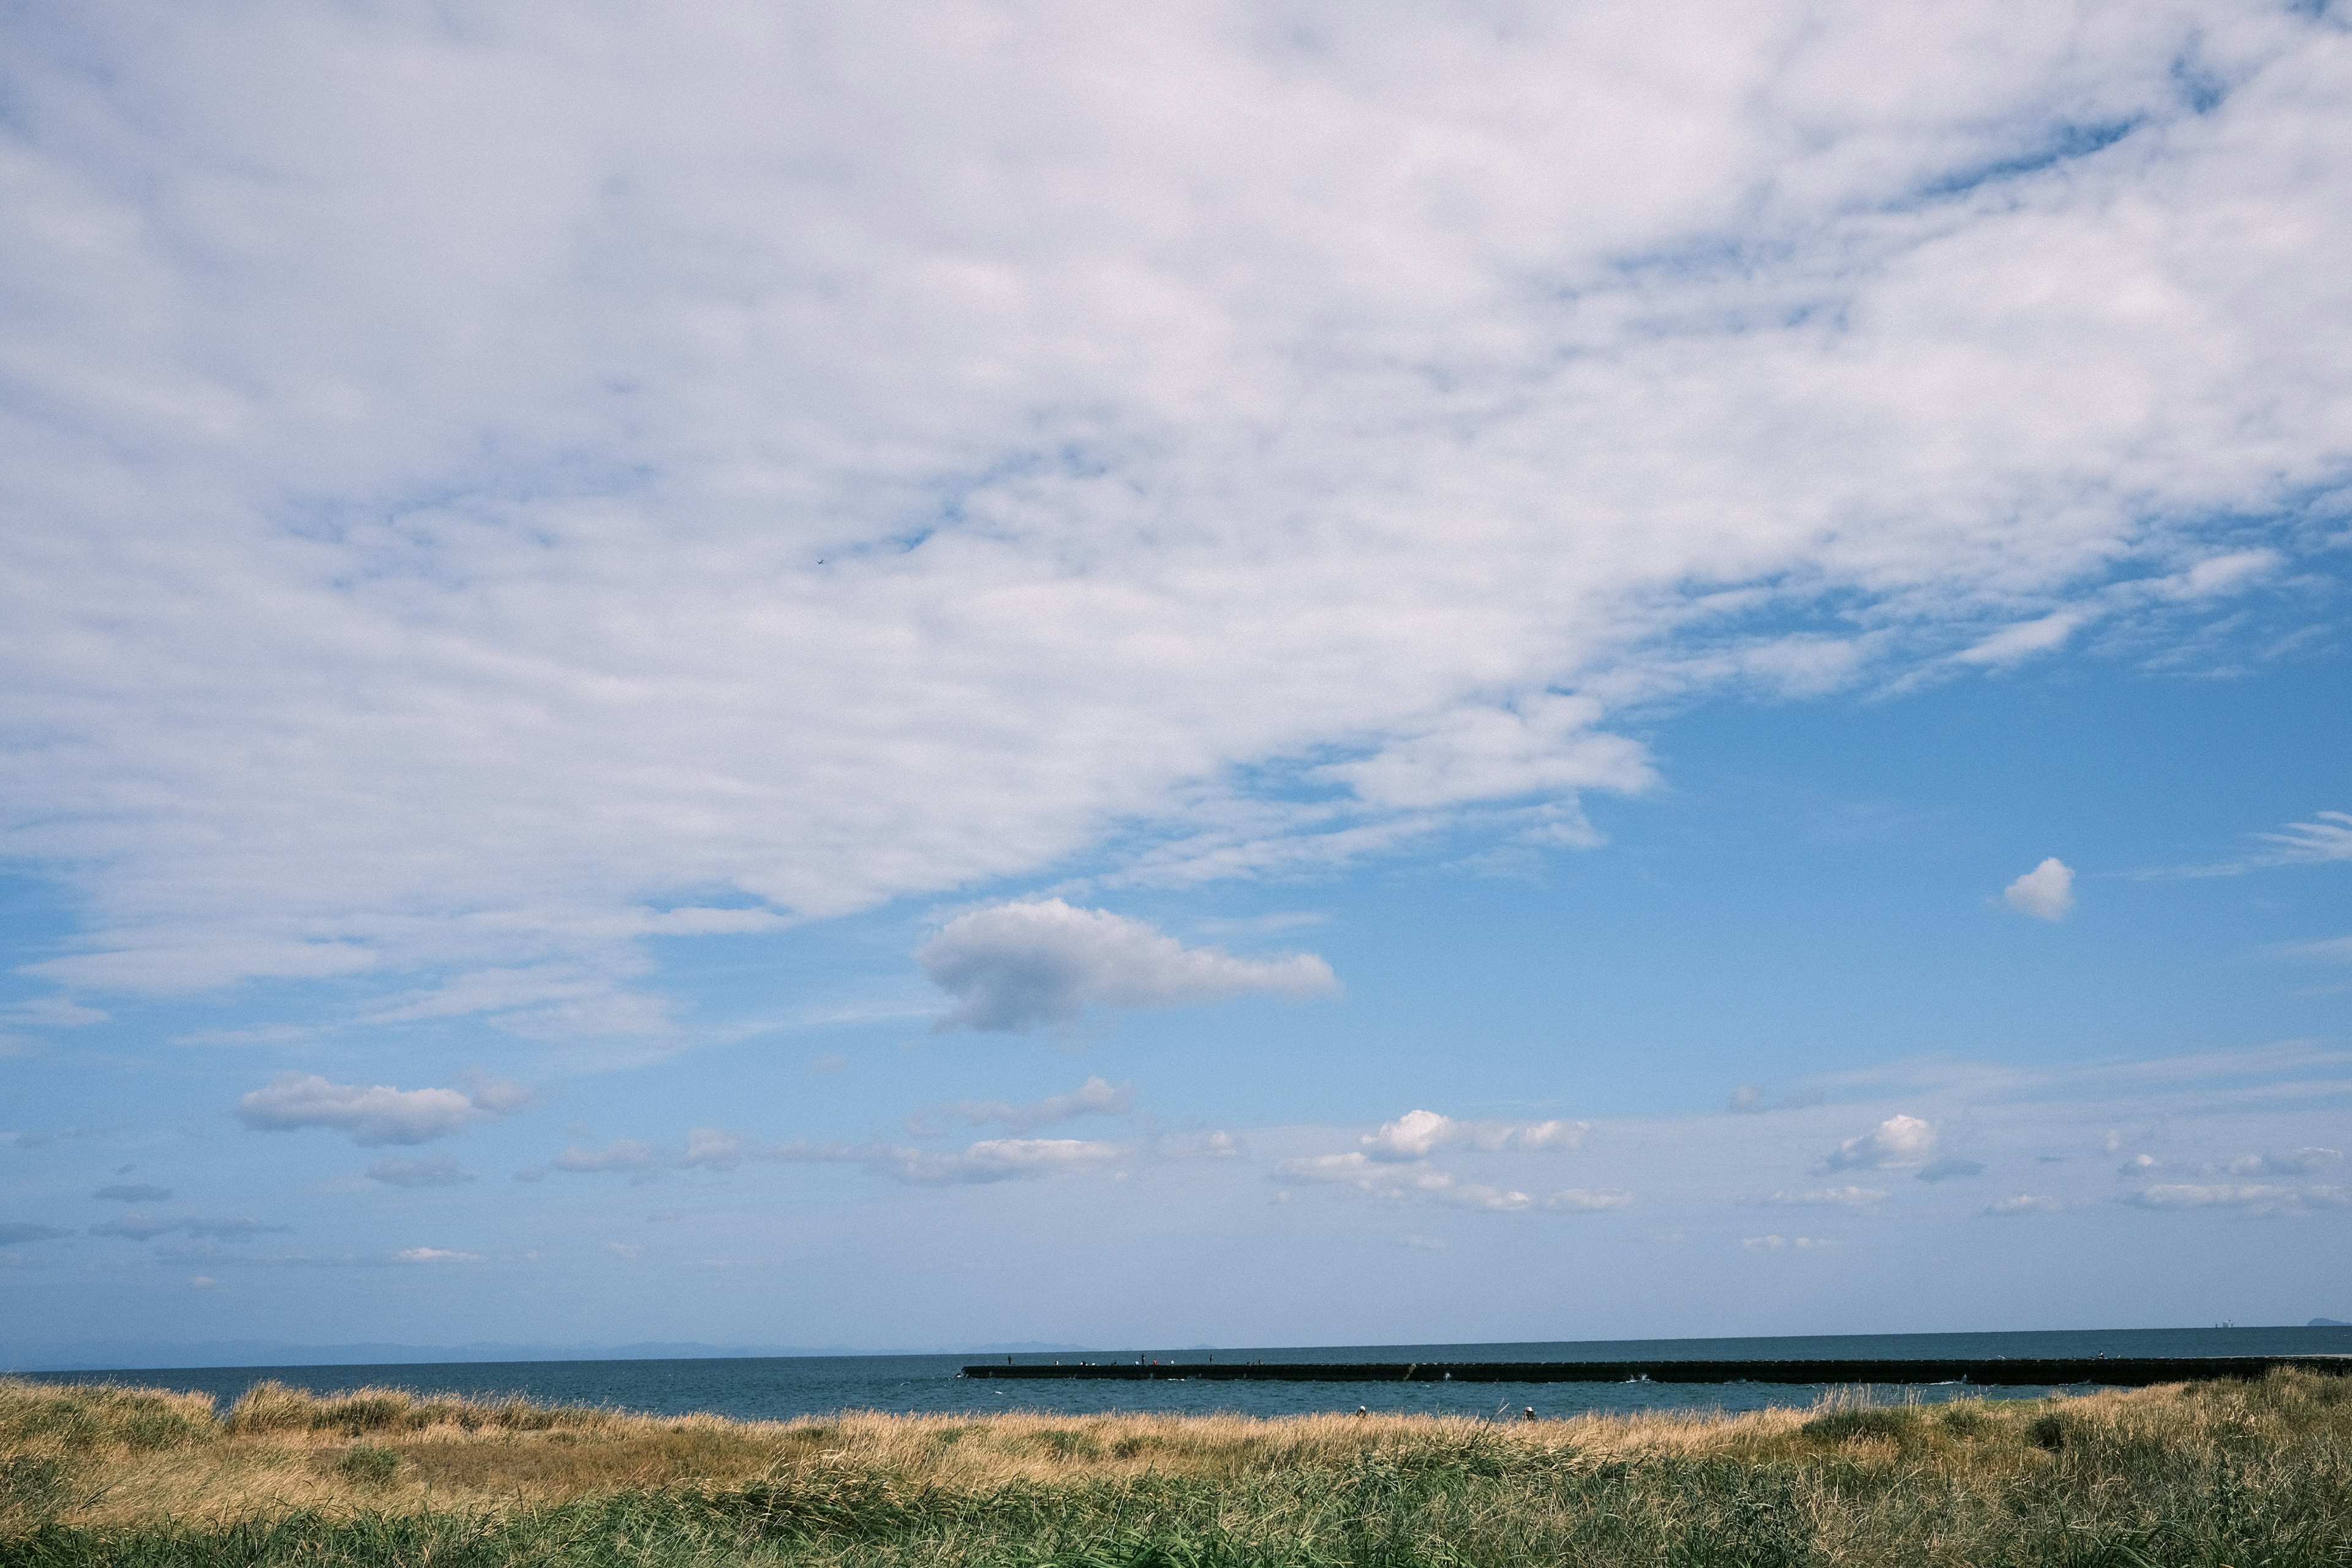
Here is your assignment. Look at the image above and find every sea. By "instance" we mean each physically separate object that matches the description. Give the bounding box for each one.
[27,1325,2352,1423]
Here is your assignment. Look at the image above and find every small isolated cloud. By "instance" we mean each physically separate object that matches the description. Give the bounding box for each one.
[2118,1153,2160,1177]
[1544,1188,1634,1212]
[397,1246,481,1262]
[917,900,1338,1033]
[94,1183,171,1203]
[2003,858,2076,920]
[932,1076,1134,1134]
[2125,1183,2350,1214]
[1743,1235,1837,1252]
[366,1155,475,1188]
[1769,1186,1887,1208]
[1823,1114,1938,1172]
[234,1072,530,1146]
[1985,1194,2068,1216]
[0,1223,72,1246]
[1360,1109,1586,1161]
[1404,1234,1446,1250]
[1916,1158,1986,1183]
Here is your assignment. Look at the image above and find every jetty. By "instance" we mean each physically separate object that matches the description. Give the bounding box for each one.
[960,1355,2350,1387]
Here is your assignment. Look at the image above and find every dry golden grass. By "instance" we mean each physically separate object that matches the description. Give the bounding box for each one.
[6,1370,2350,1564]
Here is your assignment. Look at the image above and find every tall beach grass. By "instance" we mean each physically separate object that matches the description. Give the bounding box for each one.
[4,1368,2348,1564]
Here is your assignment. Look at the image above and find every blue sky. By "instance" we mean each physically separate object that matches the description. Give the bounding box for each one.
[2,1,2350,1363]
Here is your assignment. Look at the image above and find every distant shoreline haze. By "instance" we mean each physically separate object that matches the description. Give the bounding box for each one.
[10,1324,2345,1376]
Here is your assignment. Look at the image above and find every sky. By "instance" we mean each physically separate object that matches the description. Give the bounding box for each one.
[2,0,2350,1365]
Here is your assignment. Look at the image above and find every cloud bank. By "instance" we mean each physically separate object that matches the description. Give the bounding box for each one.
[1,3,2345,1018]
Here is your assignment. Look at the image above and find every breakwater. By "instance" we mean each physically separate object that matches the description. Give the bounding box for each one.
[962,1355,2350,1387]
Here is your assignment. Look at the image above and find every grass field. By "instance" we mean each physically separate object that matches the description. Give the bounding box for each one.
[3,1369,2349,1565]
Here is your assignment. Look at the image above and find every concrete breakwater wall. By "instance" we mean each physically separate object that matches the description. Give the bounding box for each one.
[961,1355,2351,1387]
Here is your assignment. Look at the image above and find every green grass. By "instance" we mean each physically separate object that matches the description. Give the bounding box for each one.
[4,1370,2349,1566]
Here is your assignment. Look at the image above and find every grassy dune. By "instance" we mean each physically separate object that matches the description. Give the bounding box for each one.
[4,1371,2350,1565]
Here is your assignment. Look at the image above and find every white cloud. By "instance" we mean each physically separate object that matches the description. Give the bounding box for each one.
[1,5,2345,1016]
[1985,1193,2068,1215]
[2223,1147,2343,1175]
[1271,1152,1539,1213]
[1360,1109,1586,1161]
[918,900,1338,1033]
[547,1132,739,1177]
[1769,1186,1888,1207]
[2152,811,2352,878]
[1743,1235,1837,1252]
[2124,1182,2350,1213]
[398,1246,481,1263]
[872,1137,1123,1186]
[366,1155,475,1188]
[1543,1188,1635,1212]
[233,1072,525,1146]
[932,1076,1134,1134]
[1823,1114,1939,1172]
[2003,858,2076,920]
[2259,812,2352,867]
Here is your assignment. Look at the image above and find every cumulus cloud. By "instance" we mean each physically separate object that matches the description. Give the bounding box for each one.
[233,1073,529,1146]
[1823,1114,1939,1172]
[93,1183,170,1203]
[918,901,1338,1033]
[1985,1194,2068,1215]
[397,1246,481,1263]
[2003,859,2077,920]
[366,1156,475,1188]
[0,4,2343,1028]
[1360,1110,1587,1161]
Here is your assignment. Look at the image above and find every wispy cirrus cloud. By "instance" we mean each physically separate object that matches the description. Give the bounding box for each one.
[0,4,2342,1029]
[923,1076,1134,1136]
[2145,811,2352,879]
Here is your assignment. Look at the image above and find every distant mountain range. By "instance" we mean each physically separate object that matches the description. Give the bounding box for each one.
[2,1339,1095,1372]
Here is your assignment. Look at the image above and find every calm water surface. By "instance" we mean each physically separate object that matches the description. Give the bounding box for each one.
[32,1327,2352,1423]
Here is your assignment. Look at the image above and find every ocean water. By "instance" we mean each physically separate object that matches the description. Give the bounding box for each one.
[33,1325,2352,1423]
